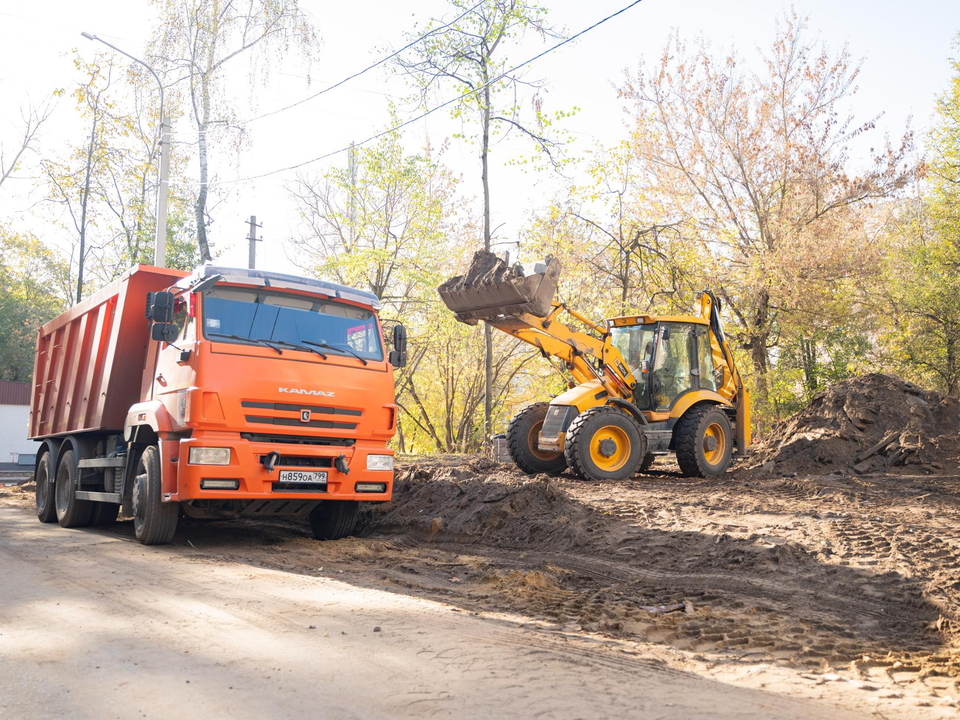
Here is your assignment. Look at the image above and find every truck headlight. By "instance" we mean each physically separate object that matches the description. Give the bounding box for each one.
[366,454,393,471]
[188,447,231,466]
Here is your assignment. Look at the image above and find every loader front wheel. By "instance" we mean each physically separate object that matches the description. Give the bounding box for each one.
[132,445,179,545]
[507,403,567,475]
[674,405,733,477]
[564,407,645,481]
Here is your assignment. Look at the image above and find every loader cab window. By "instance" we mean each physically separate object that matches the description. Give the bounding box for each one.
[696,326,717,392]
[651,323,697,410]
[201,287,384,362]
[609,323,658,409]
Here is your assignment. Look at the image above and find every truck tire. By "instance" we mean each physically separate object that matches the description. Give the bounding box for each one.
[564,406,646,481]
[132,445,179,545]
[309,500,359,541]
[90,501,121,526]
[507,403,568,475]
[35,452,57,523]
[55,449,94,528]
[674,404,733,477]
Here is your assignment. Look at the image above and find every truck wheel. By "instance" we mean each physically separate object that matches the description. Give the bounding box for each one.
[674,405,733,477]
[638,454,657,473]
[309,501,359,541]
[90,502,120,526]
[132,445,179,545]
[564,407,645,481]
[35,452,57,523]
[55,449,94,528]
[507,403,567,475]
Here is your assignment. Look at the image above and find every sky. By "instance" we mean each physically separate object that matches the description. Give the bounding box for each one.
[1,0,959,276]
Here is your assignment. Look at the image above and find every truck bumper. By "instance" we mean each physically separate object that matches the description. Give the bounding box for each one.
[165,433,394,503]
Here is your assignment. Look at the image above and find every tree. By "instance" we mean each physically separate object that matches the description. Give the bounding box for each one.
[617,12,912,415]
[395,0,565,444]
[0,100,54,192]
[150,0,319,261]
[0,229,71,382]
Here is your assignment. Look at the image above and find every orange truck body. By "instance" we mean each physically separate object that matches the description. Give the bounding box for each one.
[30,264,400,542]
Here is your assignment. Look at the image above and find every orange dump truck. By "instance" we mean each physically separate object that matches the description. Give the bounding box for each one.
[29,264,406,545]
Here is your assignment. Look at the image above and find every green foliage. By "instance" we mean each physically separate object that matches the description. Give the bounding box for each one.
[0,229,71,382]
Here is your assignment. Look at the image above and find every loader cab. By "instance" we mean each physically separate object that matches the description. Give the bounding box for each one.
[609,317,717,413]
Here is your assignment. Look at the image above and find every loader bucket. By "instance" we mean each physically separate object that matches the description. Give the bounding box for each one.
[438,250,561,324]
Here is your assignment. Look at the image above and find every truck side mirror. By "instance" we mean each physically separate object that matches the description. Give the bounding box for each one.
[147,291,175,323]
[151,322,179,343]
[389,323,407,368]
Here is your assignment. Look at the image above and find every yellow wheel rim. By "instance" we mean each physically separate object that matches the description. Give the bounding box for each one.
[589,425,631,472]
[702,422,726,466]
[527,420,559,461]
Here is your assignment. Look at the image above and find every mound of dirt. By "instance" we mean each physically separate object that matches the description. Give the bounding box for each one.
[438,250,524,292]
[363,460,602,550]
[753,374,960,476]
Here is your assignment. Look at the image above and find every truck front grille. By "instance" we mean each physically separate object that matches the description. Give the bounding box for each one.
[541,405,575,438]
[241,433,355,447]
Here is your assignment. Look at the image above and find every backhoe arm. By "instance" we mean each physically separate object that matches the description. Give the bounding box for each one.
[488,303,636,401]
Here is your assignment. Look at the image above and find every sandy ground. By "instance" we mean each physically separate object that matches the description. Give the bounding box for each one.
[2,456,958,719]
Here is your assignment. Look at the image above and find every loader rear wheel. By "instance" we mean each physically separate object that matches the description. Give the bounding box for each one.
[35,452,57,523]
[55,449,94,528]
[674,405,733,477]
[132,445,179,545]
[507,403,567,475]
[309,500,359,540]
[564,407,645,481]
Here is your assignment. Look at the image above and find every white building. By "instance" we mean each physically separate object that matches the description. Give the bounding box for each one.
[0,381,35,466]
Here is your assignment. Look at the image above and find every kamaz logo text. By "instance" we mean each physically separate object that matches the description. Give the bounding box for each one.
[278,387,335,397]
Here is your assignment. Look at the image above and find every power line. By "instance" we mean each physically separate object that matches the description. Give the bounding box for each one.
[236,0,486,126]
[220,0,645,186]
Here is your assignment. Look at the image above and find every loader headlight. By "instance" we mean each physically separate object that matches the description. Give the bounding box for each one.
[366,454,394,471]
[188,447,231,466]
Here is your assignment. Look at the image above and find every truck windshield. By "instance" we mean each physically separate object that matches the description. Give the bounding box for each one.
[202,287,384,362]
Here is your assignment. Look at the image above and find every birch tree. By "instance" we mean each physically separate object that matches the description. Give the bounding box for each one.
[150,0,319,261]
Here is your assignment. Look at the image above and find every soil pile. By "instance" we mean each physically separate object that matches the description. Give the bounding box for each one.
[364,458,601,550]
[754,373,960,475]
[438,250,532,293]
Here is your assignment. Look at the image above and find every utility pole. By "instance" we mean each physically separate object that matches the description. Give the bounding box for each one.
[155,116,171,267]
[246,215,262,269]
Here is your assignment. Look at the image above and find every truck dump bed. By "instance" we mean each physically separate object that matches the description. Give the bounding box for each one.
[29,265,187,439]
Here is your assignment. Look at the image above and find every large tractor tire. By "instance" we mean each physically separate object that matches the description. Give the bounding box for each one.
[132,445,179,545]
[507,402,568,475]
[309,500,359,540]
[674,404,733,477]
[55,449,94,528]
[35,452,58,524]
[564,406,645,481]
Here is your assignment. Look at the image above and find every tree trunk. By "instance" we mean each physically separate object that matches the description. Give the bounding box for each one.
[77,113,98,302]
[481,65,493,447]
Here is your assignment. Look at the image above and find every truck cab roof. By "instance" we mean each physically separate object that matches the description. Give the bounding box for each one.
[178,265,381,311]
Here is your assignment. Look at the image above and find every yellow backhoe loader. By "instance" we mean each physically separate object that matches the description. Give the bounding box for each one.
[438,251,750,481]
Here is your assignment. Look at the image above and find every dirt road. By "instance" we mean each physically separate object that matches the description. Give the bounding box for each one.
[0,503,875,720]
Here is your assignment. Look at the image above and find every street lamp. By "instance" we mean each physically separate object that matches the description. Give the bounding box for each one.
[81,32,170,268]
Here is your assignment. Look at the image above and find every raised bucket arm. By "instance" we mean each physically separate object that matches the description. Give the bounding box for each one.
[438,251,636,401]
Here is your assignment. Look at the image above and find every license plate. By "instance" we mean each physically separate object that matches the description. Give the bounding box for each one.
[277,470,328,485]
